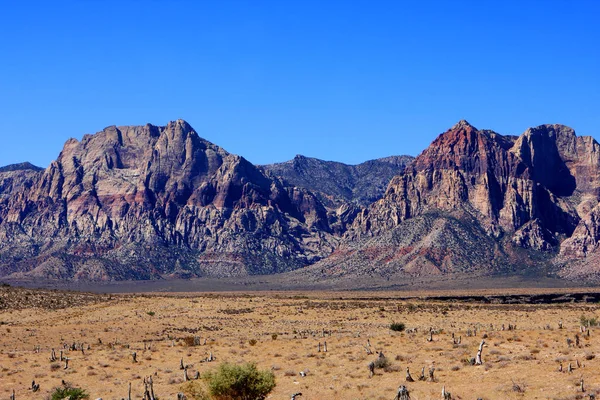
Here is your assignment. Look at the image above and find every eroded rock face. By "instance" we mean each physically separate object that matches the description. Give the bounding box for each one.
[328,121,600,280]
[512,219,556,251]
[350,122,585,239]
[0,120,336,280]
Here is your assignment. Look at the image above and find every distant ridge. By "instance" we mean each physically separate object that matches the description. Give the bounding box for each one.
[262,154,414,207]
[0,162,43,173]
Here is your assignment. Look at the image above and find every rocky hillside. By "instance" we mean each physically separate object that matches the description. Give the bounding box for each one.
[308,120,600,283]
[0,120,337,280]
[262,155,413,207]
[2,119,600,284]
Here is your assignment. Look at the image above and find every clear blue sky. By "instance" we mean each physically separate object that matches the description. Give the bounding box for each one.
[0,1,598,167]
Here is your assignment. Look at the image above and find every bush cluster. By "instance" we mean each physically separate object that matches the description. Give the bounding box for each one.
[204,362,275,400]
[389,322,406,332]
[49,385,89,400]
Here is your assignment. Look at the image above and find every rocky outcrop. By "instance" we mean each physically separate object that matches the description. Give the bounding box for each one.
[0,120,337,280]
[350,121,584,240]
[318,121,600,281]
[511,219,556,251]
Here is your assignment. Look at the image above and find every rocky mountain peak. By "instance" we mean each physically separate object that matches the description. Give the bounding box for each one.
[413,120,514,175]
[0,121,339,280]
[350,120,588,256]
[451,119,476,130]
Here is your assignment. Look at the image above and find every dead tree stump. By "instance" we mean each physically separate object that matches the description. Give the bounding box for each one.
[394,385,410,400]
[442,385,452,400]
[418,366,426,381]
[148,376,156,400]
[428,367,435,382]
[405,367,414,382]
[475,340,485,365]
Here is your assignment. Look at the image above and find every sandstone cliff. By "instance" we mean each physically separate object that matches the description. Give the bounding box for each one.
[0,120,336,280]
[318,121,600,281]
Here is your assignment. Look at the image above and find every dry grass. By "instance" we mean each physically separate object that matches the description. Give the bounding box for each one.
[0,288,600,399]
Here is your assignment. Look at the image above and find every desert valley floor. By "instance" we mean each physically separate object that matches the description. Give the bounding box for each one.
[2,286,600,399]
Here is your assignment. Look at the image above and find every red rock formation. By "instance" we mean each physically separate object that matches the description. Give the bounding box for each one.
[0,120,335,280]
[330,121,600,280]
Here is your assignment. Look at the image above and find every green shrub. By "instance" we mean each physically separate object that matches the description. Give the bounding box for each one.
[146,311,156,316]
[373,354,390,369]
[389,322,406,332]
[580,315,599,327]
[183,336,201,346]
[49,385,89,400]
[204,362,275,400]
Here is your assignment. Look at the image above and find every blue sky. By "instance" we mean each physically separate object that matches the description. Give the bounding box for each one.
[0,1,598,167]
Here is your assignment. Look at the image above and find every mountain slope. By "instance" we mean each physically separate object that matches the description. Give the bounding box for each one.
[0,120,336,280]
[308,120,600,282]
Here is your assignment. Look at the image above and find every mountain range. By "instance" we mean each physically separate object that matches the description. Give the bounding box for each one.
[1,119,600,284]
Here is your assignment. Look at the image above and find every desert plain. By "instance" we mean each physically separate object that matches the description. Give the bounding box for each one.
[1,286,600,399]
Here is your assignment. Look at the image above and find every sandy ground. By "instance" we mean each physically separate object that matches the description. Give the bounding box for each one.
[1,289,600,399]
